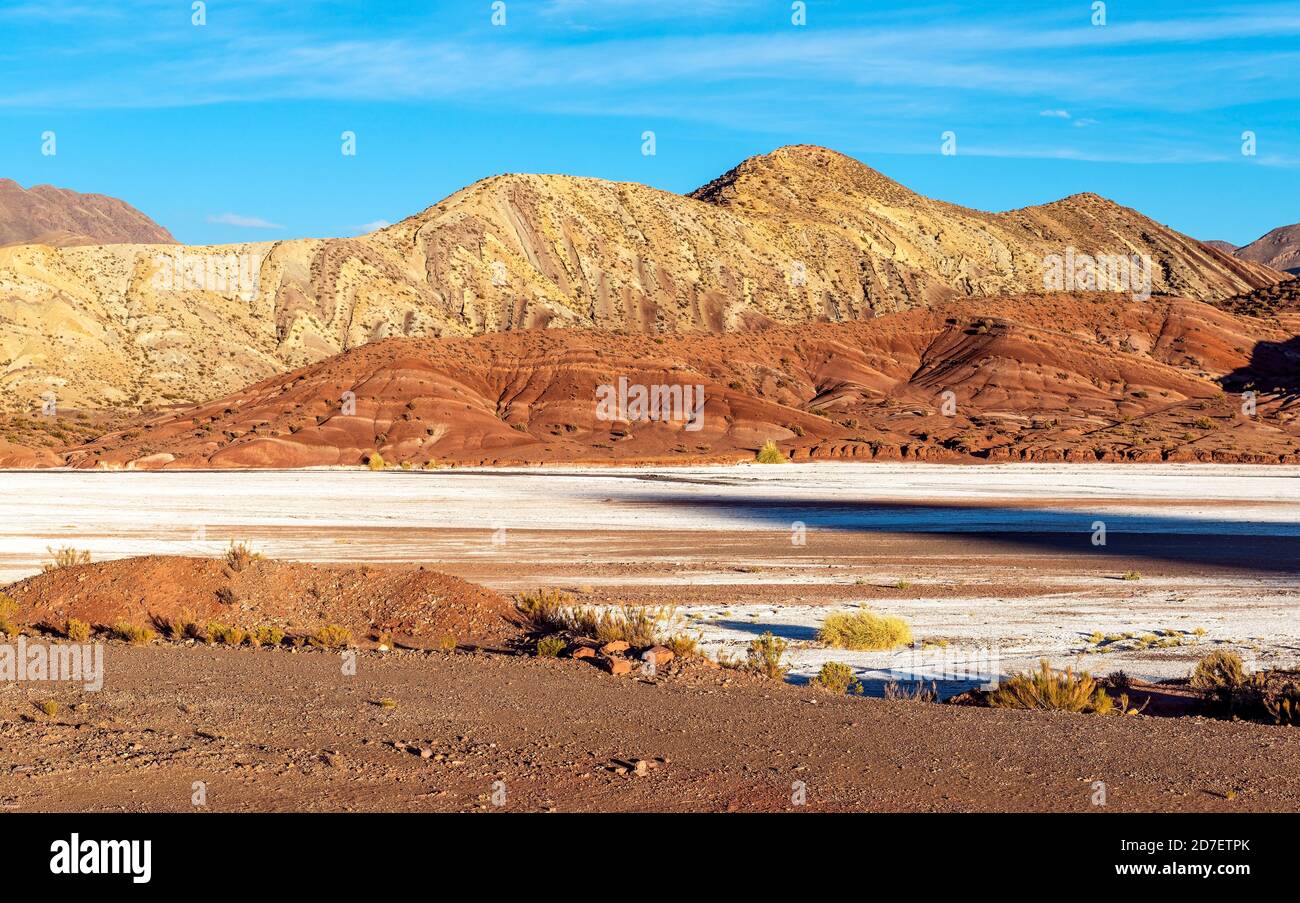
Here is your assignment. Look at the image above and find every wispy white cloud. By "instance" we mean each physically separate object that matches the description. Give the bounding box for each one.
[1,2,1296,176]
[541,0,748,21]
[6,5,1299,112]
[206,213,284,230]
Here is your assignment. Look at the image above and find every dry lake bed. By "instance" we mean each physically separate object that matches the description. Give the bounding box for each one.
[3,463,1297,694]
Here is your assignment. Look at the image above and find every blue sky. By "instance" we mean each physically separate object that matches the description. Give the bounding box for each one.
[1,0,1296,246]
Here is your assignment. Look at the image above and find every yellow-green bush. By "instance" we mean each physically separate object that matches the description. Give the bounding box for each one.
[746,631,788,680]
[112,621,156,645]
[817,610,912,651]
[986,660,1115,714]
[309,624,352,649]
[755,440,787,464]
[812,661,861,695]
[0,593,20,635]
[536,635,566,657]
[43,546,91,572]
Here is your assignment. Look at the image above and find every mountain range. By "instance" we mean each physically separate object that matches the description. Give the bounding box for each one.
[0,145,1282,411]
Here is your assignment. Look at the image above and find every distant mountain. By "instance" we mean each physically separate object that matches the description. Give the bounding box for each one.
[1235,224,1300,274]
[1203,240,1238,254]
[0,179,174,247]
[0,145,1282,410]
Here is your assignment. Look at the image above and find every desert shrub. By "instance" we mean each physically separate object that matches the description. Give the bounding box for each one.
[64,618,91,642]
[206,622,245,645]
[436,634,457,652]
[588,605,673,647]
[1190,650,1247,707]
[1253,672,1300,726]
[755,440,787,464]
[0,593,20,635]
[986,660,1114,714]
[37,700,59,717]
[1121,570,1142,581]
[246,625,285,647]
[1199,665,1300,725]
[224,541,261,572]
[367,452,386,470]
[664,632,699,659]
[43,546,91,572]
[812,661,861,695]
[215,586,236,605]
[515,588,574,633]
[817,610,912,651]
[746,631,789,680]
[536,635,566,658]
[884,680,938,702]
[309,624,352,649]
[518,591,674,647]
[112,621,156,645]
[564,602,676,647]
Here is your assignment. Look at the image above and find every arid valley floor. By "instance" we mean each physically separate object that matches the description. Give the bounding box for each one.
[2,463,1298,812]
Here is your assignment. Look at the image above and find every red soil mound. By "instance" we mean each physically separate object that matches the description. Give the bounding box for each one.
[55,292,1300,468]
[4,556,522,648]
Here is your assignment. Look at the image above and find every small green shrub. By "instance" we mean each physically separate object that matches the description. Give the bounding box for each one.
[1254,672,1300,725]
[64,618,91,642]
[746,631,789,680]
[112,621,156,645]
[664,633,699,659]
[42,546,91,572]
[1190,650,1246,705]
[206,622,245,645]
[986,660,1114,714]
[0,593,20,635]
[817,610,912,650]
[309,624,352,649]
[755,440,787,464]
[515,588,574,633]
[812,661,861,695]
[246,625,285,647]
[536,635,566,657]
[224,541,261,572]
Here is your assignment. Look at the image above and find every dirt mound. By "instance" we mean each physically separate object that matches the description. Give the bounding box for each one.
[4,556,522,648]
[54,291,1300,468]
